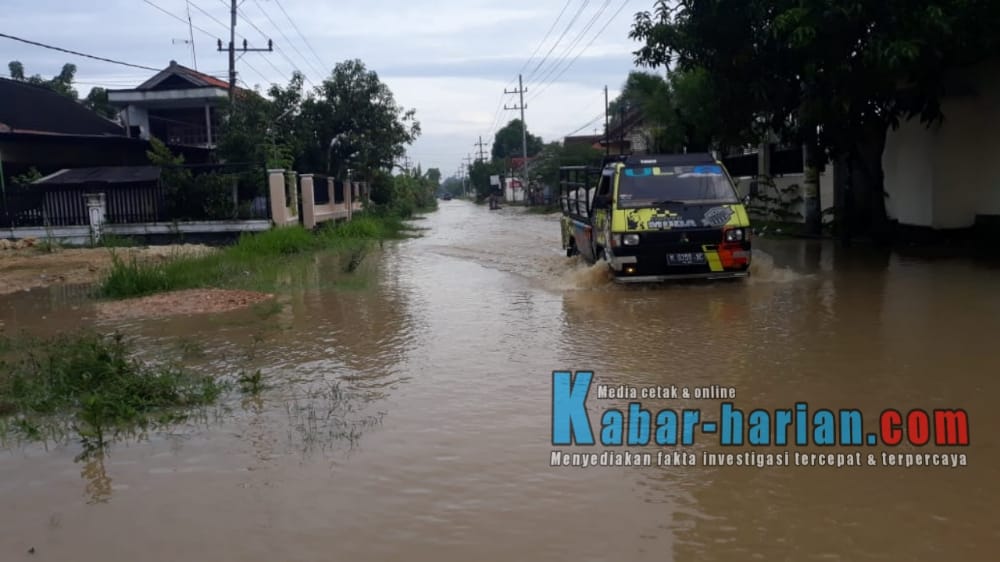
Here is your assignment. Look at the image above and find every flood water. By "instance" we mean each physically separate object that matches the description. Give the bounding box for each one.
[1,200,998,561]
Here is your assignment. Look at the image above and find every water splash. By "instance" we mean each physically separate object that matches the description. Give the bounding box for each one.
[748,249,806,284]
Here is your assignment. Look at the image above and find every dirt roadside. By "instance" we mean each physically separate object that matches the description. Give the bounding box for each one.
[0,243,216,295]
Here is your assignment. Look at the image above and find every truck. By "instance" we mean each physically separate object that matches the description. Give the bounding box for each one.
[558,153,752,282]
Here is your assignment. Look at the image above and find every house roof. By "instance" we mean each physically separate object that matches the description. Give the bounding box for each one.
[0,77,125,136]
[33,166,161,186]
[564,134,604,145]
[135,61,234,91]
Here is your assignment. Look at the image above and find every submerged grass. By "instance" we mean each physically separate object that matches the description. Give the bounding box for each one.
[0,331,224,449]
[97,212,418,300]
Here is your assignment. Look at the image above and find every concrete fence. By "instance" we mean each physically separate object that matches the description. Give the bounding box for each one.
[268,169,369,230]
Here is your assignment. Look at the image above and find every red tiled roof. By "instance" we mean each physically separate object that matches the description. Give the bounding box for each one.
[174,65,232,89]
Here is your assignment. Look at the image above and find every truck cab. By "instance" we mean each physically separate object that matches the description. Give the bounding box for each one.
[559,153,751,282]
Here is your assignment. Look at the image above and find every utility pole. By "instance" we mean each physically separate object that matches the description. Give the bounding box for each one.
[463,154,474,196]
[218,0,274,102]
[504,74,529,203]
[474,136,488,162]
[604,85,610,157]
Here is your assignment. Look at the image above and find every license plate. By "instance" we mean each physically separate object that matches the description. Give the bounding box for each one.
[667,252,706,266]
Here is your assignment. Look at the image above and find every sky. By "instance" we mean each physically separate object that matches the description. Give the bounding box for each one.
[1,0,657,176]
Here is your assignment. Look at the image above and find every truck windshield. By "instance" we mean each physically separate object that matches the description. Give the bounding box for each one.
[617,164,738,208]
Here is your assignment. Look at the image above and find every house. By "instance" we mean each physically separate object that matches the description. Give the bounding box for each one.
[563,134,604,151]
[601,108,650,155]
[0,76,146,179]
[881,58,1000,234]
[107,61,236,149]
[0,75,213,185]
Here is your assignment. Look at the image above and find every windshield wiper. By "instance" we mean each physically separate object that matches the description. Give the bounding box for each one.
[650,199,688,206]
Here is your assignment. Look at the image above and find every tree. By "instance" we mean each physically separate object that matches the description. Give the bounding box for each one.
[441,176,464,197]
[629,0,1000,237]
[298,59,420,178]
[531,141,603,191]
[216,72,304,170]
[491,119,544,161]
[8,61,24,80]
[84,87,116,119]
[468,159,502,199]
[425,168,442,187]
[7,60,114,120]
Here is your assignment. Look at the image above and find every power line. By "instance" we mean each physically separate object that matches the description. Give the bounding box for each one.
[516,0,574,79]
[251,0,324,79]
[529,0,632,102]
[528,0,612,99]
[272,0,330,75]
[562,111,606,139]
[0,32,159,72]
[145,0,271,86]
[143,0,217,37]
[228,0,315,87]
[525,0,592,83]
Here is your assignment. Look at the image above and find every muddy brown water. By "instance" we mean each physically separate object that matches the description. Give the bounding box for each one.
[1,200,998,561]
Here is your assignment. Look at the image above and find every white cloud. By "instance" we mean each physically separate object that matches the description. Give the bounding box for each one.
[2,0,652,174]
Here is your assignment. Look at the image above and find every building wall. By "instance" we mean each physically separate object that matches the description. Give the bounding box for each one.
[124,106,150,139]
[883,59,1000,229]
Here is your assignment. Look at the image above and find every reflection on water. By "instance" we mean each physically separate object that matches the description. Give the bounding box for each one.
[0,200,998,561]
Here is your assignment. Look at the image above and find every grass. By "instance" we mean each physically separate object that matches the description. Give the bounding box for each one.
[96,212,416,300]
[0,331,224,450]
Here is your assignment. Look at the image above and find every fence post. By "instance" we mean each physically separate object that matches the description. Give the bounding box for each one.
[344,179,353,221]
[300,174,316,229]
[268,169,287,226]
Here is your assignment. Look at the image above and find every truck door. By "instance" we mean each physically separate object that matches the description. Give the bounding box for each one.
[590,172,614,256]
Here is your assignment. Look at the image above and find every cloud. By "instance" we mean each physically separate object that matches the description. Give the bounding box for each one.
[2,0,652,174]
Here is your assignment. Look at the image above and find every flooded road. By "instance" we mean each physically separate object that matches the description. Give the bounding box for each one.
[1,200,998,561]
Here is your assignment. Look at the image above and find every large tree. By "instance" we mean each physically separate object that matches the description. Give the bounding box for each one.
[629,0,1000,236]
[491,119,544,161]
[299,59,420,178]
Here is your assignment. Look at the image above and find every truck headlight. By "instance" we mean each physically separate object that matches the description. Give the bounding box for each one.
[623,234,640,246]
[724,228,745,242]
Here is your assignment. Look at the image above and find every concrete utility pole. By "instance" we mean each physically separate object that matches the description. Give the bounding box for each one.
[474,136,488,162]
[218,0,274,102]
[604,85,610,157]
[504,74,529,201]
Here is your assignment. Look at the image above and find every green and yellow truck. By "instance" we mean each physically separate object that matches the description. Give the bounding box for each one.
[559,153,752,282]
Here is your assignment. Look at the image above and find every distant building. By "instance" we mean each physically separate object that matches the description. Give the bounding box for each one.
[108,61,236,149]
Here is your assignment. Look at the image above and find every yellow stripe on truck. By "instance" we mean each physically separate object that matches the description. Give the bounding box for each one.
[702,246,724,272]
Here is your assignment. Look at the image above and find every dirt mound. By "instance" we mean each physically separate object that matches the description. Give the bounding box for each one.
[95,289,274,320]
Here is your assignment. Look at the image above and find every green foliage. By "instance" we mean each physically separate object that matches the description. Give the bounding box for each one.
[441,176,465,197]
[492,119,544,161]
[532,142,603,190]
[97,213,413,299]
[628,0,1000,162]
[11,167,42,185]
[0,331,222,445]
[298,59,420,177]
[7,60,114,119]
[146,138,239,219]
[467,160,502,200]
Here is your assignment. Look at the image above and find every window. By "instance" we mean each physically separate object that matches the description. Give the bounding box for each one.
[617,165,738,208]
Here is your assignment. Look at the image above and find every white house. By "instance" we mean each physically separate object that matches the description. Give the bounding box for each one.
[882,59,1000,230]
[107,61,233,149]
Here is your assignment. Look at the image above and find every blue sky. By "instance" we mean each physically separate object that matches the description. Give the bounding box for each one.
[1,0,654,175]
